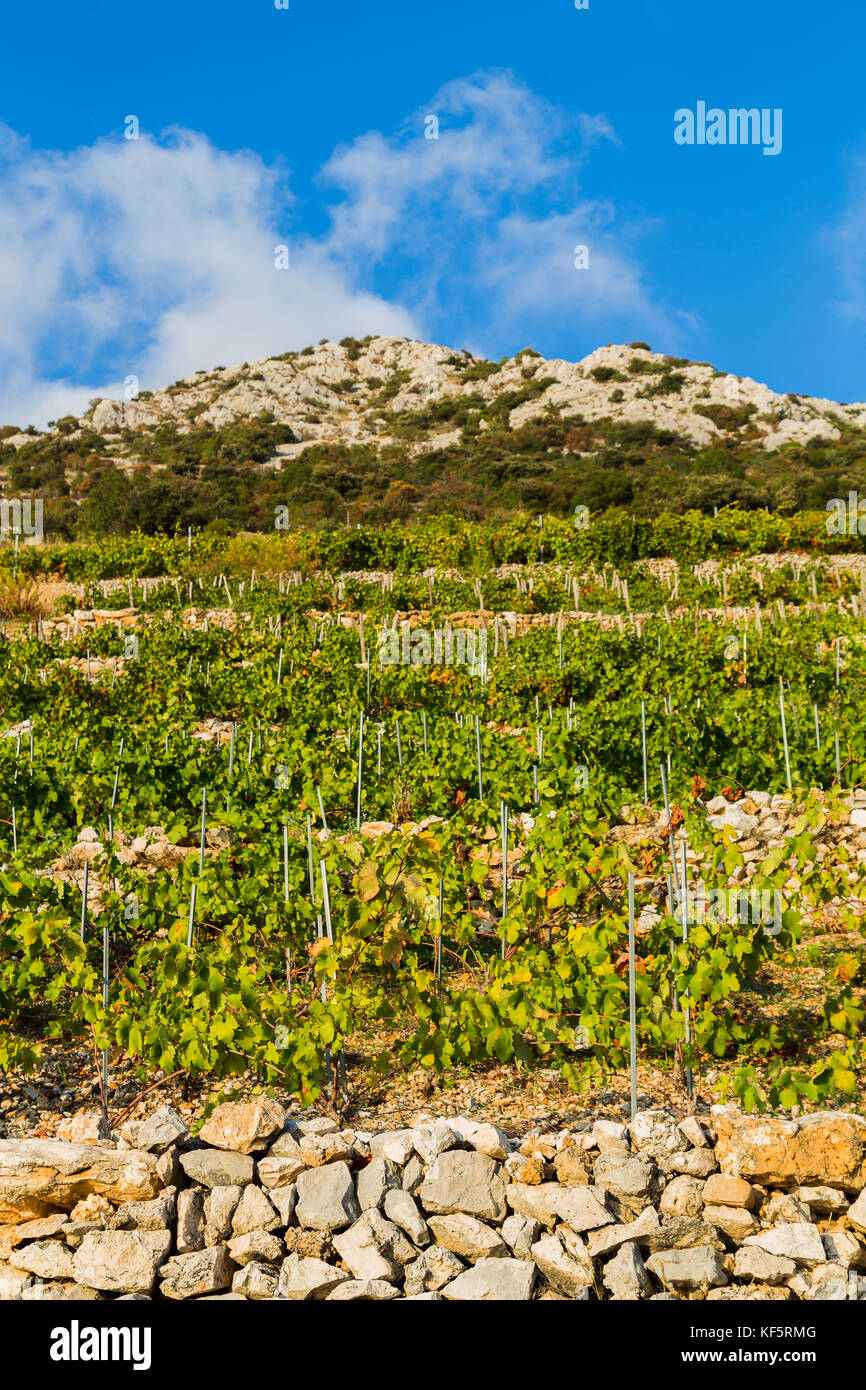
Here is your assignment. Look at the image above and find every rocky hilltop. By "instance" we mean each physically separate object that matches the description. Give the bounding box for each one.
[5,336,865,533]
[5,337,865,458]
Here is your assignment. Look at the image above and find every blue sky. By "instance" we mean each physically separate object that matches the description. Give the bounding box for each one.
[2,0,866,425]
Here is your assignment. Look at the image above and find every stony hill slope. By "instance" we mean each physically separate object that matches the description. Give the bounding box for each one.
[2,337,865,536]
[31,336,866,452]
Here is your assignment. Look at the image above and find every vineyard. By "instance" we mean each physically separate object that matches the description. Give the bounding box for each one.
[0,510,865,1140]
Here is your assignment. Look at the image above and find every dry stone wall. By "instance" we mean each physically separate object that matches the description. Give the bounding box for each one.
[2,1100,866,1301]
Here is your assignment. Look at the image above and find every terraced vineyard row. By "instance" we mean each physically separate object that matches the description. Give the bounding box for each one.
[0,518,864,1133]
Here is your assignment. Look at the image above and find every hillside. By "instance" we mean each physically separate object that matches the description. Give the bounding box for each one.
[3,336,866,537]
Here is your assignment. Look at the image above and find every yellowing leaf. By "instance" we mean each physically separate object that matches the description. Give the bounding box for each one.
[358,863,379,902]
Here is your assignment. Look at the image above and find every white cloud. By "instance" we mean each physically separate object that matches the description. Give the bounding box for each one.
[321,71,572,263]
[0,125,417,426]
[0,71,678,426]
[320,70,674,350]
[827,152,866,321]
[478,208,673,334]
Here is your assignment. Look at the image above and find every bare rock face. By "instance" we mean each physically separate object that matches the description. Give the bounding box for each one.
[0,1140,161,1224]
[0,1213,68,1260]
[325,1277,400,1301]
[712,1110,866,1188]
[176,1189,206,1253]
[403,1245,465,1295]
[136,1106,190,1154]
[425,1214,506,1260]
[231,1184,280,1237]
[179,1150,254,1190]
[0,1262,31,1298]
[204,1186,242,1245]
[77,337,866,465]
[277,1253,349,1300]
[295,1162,360,1233]
[659,1175,705,1219]
[447,1118,512,1161]
[10,1239,77,1281]
[645,1245,729,1292]
[702,1174,758,1209]
[530,1233,593,1296]
[198,1099,286,1155]
[733,1247,797,1285]
[418,1151,508,1223]
[847,1189,866,1233]
[55,1113,111,1146]
[592,1150,660,1216]
[627,1110,687,1165]
[331,1211,406,1283]
[440,1257,536,1301]
[69,1194,114,1223]
[356,1158,401,1211]
[109,1188,176,1232]
[257,1153,306,1189]
[158,1247,234,1300]
[73,1230,168,1295]
[383,1189,430,1247]
[227,1231,284,1267]
[603,1241,654,1300]
[233,1261,279,1299]
[703,1204,758,1242]
[22,1280,106,1301]
[742,1222,827,1268]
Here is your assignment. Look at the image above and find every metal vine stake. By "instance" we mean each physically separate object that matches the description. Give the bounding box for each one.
[628,870,637,1122]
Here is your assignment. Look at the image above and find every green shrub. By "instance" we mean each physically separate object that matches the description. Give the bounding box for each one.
[589,366,626,384]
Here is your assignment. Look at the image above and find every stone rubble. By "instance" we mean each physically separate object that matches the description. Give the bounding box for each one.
[2,1099,866,1300]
